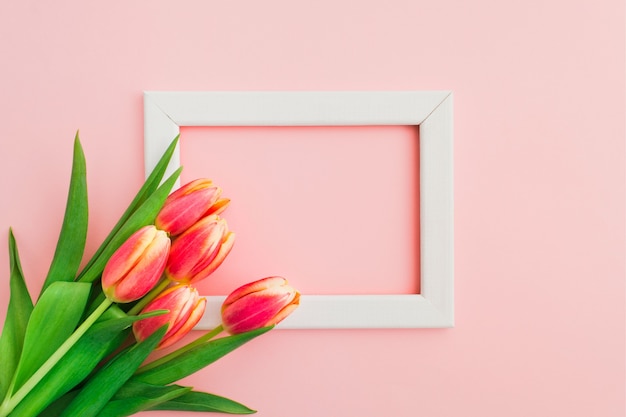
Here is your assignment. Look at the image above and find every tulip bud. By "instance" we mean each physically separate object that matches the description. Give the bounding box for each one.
[165,214,235,284]
[221,276,300,334]
[133,284,206,350]
[102,225,170,303]
[155,178,230,236]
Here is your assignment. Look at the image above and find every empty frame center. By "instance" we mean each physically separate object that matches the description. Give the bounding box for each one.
[179,125,420,296]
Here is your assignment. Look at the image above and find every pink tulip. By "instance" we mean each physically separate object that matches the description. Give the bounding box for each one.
[165,214,235,284]
[221,277,300,334]
[102,225,170,303]
[133,284,206,350]
[155,178,230,236]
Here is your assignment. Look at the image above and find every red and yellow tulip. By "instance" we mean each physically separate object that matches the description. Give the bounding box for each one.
[102,225,170,303]
[133,284,206,350]
[165,214,235,284]
[221,276,300,334]
[155,179,229,237]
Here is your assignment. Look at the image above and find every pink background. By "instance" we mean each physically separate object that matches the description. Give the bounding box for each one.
[0,1,624,416]
[180,125,420,296]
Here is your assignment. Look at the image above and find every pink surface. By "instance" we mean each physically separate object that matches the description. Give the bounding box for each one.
[180,125,420,296]
[0,1,624,417]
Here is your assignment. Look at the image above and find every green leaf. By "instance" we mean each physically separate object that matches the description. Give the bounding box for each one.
[77,166,182,283]
[107,380,256,415]
[0,230,34,400]
[149,390,256,414]
[8,311,166,417]
[40,134,88,295]
[133,326,273,386]
[38,390,78,417]
[59,326,167,417]
[76,135,179,282]
[113,379,184,400]
[11,282,90,394]
[99,382,190,417]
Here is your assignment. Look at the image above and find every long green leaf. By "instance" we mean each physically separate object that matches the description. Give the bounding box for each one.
[0,230,34,400]
[99,383,190,417]
[133,326,273,386]
[8,311,166,417]
[59,326,167,417]
[77,135,179,281]
[112,379,185,400]
[4,304,129,417]
[149,390,256,414]
[77,166,182,283]
[109,380,256,415]
[11,282,90,394]
[41,134,88,295]
[38,390,78,417]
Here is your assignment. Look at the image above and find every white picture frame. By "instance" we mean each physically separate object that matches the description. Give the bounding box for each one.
[144,91,454,329]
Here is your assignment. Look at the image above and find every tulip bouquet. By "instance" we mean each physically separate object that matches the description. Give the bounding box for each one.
[0,134,300,416]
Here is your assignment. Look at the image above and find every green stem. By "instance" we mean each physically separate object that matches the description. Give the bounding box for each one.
[0,298,113,417]
[127,278,170,316]
[135,324,224,374]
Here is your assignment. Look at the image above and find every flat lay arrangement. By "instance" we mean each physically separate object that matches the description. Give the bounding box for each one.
[0,134,299,416]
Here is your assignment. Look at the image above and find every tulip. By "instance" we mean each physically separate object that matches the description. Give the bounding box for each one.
[133,284,206,349]
[155,178,230,236]
[102,225,170,303]
[165,214,235,284]
[221,277,300,334]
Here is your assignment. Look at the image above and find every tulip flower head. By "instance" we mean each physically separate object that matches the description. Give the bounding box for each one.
[155,178,230,236]
[165,214,235,284]
[102,225,170,303]
[133,284,206,350]
[221,276,300,334]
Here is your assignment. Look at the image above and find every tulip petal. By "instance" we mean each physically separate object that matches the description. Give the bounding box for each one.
[102,227,171,303]
[133,286,185,342]
[222,293,290,334]
[222,277,287,306]
[113,236,170,303]
[166,216,234,284]
[102,226,157,287]
[159,297,206,349]
[221,277,300,334]
[155,179,222,236]
[187,231,235,284]
[204,198,230,217]
[268,292,301,326]
[165,219,216,280]
[133,285,206,350]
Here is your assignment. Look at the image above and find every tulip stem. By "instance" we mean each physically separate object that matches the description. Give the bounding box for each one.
[0,297,113,417]
[135,324,224,374]
[127,278,170,316]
